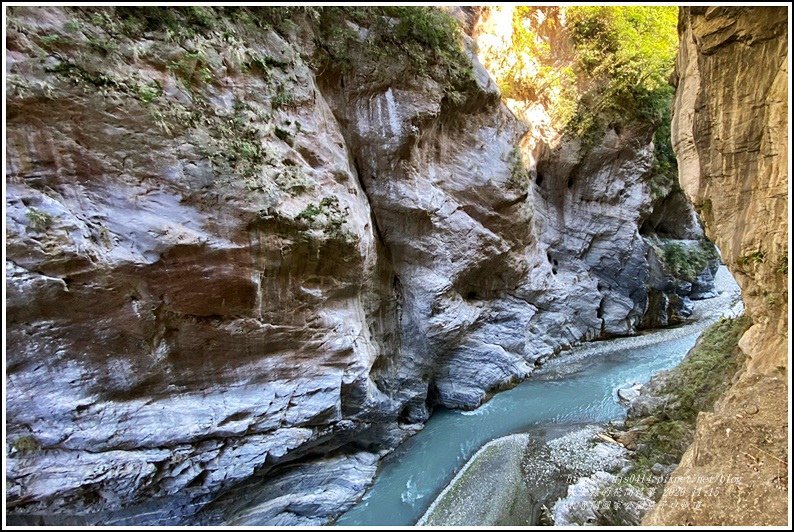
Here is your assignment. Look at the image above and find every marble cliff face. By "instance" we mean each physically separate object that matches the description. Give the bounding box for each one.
[646,6,788,525]
[5,7,726,525]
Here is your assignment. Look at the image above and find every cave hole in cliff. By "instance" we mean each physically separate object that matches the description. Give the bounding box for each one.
[466,290,479,301]
[79,488,103,507]
[397,404,414,424]
[546,252,559,275]
[425,380,441,411]
[641,214,691,240]
[397,384,437,425]
[535,173,544,186]
[567,177,574,189]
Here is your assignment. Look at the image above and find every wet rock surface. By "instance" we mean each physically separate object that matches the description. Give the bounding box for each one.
[616,384,642,406]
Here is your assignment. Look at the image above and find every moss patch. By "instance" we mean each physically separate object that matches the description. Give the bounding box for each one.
[295,196,354,242]
[12,435,41,454]
[507,148,530,191]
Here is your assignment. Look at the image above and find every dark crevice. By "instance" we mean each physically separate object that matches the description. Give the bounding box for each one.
[186,470,209,489]
[349,154,391,256]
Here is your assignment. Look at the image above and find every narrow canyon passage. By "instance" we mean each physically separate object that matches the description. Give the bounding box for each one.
[4,5,787,528]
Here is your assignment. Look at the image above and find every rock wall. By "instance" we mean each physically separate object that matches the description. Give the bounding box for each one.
[645,6,788,525]
[5,6,723,525]
[6,7,404,524]
[471,6,713,333]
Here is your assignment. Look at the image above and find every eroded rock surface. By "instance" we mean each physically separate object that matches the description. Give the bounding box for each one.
[418,426,630,527]
[6,7,404,524]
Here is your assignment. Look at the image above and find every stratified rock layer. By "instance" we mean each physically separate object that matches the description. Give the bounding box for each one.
[645,6,788,525]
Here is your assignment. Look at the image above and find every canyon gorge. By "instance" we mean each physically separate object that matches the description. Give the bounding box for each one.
[4,5,789,527]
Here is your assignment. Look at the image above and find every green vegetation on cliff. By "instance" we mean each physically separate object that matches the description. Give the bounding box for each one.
[13,5,476,195]
[658,239,720,282]
[506,6,678,130]
[566,6,678,126]
[12,435,41,454]
[566,6,679,188]
[658,315,751,420]
[309,7,476,107]
[633,315,750,472]
[591,316,751,525]
[505,7,679,191]
[498,7,578,125]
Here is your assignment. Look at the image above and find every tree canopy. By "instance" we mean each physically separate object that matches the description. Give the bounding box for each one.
[566,6,679,129]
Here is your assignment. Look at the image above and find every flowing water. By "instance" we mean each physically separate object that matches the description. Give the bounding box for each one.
[336,267,742,526]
